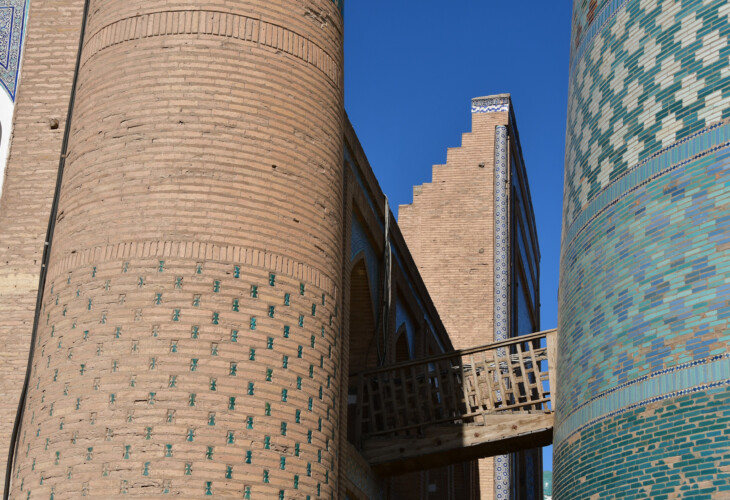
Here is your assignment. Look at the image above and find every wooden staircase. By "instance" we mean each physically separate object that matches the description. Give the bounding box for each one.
[351,329,558,475]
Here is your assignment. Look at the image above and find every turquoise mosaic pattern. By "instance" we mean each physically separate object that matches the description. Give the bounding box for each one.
[563,0,730,235]
[0,0,28,101]
[558,146,730,424]
[554,387,730,499]
[570,0,626,66]
[558,1,730,496]
[555,352,730,444]
[565,121,730,247]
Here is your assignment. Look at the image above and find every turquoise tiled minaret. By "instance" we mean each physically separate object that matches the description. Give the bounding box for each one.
[555,0,730,498]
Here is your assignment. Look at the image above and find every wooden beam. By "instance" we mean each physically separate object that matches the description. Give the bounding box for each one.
[361,413,553,475]
[546,329,558,410]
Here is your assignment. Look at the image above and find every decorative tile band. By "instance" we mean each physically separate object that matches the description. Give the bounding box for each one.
[555,352,730,444]
[563,121,730,251]
[494,125,509,346]
[0,0,28,101]
[81,10,340,87]
[472,96,510,114]
[494,125,510,500]
[569,0,627,75]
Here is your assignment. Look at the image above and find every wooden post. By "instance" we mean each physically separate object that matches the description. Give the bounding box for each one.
[545,329,558,411]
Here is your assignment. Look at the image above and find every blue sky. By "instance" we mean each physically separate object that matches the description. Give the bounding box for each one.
[344,1,574,471]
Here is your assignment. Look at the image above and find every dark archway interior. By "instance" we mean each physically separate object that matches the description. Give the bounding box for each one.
[394,329,410,363]
[348,258,377,444]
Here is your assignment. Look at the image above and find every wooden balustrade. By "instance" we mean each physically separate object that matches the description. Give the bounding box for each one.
[352,329,557,445]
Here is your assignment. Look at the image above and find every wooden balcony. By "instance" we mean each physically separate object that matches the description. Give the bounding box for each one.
[351,329,558,474]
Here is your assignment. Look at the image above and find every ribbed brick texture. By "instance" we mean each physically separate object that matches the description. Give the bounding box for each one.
[399,110,509,500]
[0,0,86,489]
[10,1,344,498]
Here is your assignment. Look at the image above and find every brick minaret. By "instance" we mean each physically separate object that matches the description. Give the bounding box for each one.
[9,1,344,497]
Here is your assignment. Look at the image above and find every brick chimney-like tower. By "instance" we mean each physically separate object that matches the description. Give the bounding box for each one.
[10,1,344,497]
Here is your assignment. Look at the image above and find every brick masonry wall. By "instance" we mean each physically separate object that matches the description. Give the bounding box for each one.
[557,0,730,497]
[0,0,86,489]
[10,1,345,498]
[399,107,510,500]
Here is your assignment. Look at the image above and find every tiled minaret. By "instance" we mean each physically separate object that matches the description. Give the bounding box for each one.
[556,0,730,497]
[9,1,345,497]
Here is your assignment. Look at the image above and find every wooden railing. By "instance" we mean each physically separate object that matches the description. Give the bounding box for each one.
[352,329,557,444]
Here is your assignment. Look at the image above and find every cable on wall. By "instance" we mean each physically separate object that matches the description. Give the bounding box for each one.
[3,1,91,497]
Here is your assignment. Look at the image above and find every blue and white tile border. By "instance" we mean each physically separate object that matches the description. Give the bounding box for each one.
[0,0,29,201]
[494,124,510,500]
[472,96,510,114]
[0,0,28,101]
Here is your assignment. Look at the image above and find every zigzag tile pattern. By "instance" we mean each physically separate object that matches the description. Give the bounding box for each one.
[563,0,730,236]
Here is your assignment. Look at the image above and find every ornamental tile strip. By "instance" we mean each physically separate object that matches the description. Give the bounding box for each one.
[471,96,510,114]
[555,352,730,443]
[494,125,510,500]
[563,121,730,249]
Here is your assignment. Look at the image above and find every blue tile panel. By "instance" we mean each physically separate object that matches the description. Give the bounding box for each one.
[558,146,730,421]
[554,387,730,499]
[0,0,28,101]
[562,0,730,234]
[395,299,415,355]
